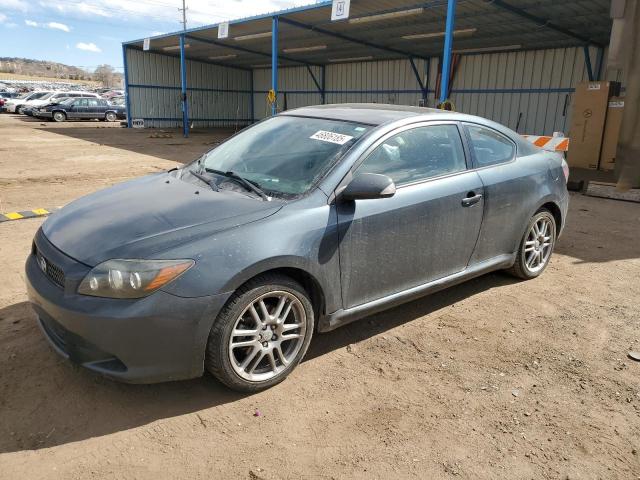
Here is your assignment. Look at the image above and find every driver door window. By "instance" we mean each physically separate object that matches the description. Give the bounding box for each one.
[355,124,467,185]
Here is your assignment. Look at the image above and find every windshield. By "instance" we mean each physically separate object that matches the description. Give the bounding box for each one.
[195,116,370,197]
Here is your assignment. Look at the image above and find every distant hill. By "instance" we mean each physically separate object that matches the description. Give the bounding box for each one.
[0,57,123,87]
[0,57,90,81]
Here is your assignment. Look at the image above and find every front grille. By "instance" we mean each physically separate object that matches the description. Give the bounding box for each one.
[34,246,65,288]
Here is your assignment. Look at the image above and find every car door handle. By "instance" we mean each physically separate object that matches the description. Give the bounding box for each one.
[462,192,483,207]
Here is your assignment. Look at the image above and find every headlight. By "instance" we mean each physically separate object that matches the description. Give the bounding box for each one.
[78,259,194,299]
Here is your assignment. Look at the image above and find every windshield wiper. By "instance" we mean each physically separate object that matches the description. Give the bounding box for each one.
[204,168,270,201]
[189,169,219,192]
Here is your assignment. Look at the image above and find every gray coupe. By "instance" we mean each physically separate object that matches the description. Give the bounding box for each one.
[26,104,569,391]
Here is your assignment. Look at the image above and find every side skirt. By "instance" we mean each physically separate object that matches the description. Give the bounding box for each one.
[317,254,515,333]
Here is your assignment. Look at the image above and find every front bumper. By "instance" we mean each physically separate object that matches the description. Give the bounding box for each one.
[26,231,231,383]
[35,111,53,119]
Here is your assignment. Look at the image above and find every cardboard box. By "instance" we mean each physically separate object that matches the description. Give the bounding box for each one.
[599,97,625,171]
[567,81,614,170]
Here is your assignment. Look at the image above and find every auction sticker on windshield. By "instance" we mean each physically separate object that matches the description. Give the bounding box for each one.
[310,130,354,145]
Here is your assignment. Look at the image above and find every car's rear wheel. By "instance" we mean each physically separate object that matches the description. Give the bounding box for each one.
[53,111,66,122]
[105,112,117,122]
[205,274,314,392]
[508,209,556,279]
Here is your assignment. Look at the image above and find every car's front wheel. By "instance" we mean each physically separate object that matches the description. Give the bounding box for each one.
[105,112,117,122]
[53,111,66,122]
[508,209,557,279]
[205,274,314,392]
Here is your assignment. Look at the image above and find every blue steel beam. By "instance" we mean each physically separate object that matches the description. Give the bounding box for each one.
[278,17,429,61]
[184,34,321,67]
[127,44,252,72]
[409,58,428,103]
[595,47,604,81]
[306,65,324,99]
[271,16,279,116]
[440,0,456,103]
[122,44,132,128]
[250,69,255,123]
[583,46,594,81]
[487,0,603,47]
[179,34,189,138]
[321,66,326,104]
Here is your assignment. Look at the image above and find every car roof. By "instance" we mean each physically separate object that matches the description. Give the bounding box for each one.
[280,103,534,150]
[281,103,446,126]
[280,103,499,128]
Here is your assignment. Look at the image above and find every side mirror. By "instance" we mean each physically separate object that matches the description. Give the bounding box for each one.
[341,173,396,201]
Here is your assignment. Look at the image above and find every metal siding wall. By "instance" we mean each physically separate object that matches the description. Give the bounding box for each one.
[253,66,322,119]
[126,48,251,129]
[126,46,607,136]
[252,59,427,120]
[449,47,589,135]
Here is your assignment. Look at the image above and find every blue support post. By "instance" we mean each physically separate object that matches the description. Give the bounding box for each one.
[583,45,594,81]
[271,16,279,116]
[440,0,457,104]
[122,44,132,128]
[179,34,189,138]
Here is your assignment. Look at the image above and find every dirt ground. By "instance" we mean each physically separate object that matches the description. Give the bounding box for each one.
[0,113,639,480]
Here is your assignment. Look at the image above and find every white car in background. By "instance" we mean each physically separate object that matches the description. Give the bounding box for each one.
[3,91,51,113]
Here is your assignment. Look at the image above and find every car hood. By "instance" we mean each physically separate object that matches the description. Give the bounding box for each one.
[42,172,283,266]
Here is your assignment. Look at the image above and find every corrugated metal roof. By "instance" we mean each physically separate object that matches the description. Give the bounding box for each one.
[124,0,611,69]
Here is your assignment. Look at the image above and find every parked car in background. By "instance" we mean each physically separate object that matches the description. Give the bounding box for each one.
[3,91,51,113]
[34,97,126,122]
[25,104,569,392]
[108,96,125,107]
[23,91,101,116]
[0,92,20,108]
[102,90,125,99]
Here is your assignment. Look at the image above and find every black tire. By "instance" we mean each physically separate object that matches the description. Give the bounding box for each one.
[205,274,314,392]
[507,209,557,280]
[105,111,117,122]
[16,105,24,114]
[53,111,66,123]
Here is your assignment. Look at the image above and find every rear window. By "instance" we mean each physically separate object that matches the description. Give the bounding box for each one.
[465,125,515,167]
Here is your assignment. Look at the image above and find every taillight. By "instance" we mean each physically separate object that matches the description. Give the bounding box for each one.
[561,158,570,183]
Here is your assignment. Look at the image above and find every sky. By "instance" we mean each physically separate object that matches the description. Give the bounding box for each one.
[0,0,317,73]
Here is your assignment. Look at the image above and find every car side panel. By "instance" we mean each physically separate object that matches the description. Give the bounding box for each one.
[469,151,559,264]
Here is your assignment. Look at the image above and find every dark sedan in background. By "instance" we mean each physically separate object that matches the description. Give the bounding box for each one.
[26,104,569,392]
[35,97,126,122]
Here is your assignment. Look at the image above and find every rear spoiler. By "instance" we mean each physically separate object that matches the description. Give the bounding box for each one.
[522,134,570,152]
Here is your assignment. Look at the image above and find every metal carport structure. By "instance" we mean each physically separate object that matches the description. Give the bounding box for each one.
[122,0,614,138]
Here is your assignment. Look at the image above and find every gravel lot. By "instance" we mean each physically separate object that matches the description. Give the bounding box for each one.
[1,113,639,480]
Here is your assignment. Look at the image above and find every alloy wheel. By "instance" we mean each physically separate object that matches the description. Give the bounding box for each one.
[523,216,555,274]
[228,291,306,382]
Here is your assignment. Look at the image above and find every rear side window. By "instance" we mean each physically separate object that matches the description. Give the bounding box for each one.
[466,125,515,167]
[356,124,467,186]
